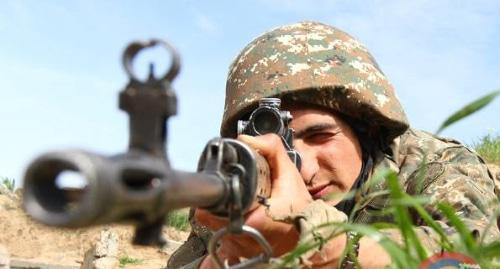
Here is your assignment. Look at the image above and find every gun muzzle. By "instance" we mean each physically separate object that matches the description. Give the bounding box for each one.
[23,150,111,227]
[23,150,226,229]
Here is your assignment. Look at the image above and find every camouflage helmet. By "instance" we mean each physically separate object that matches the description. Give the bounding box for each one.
[221,21,409,144]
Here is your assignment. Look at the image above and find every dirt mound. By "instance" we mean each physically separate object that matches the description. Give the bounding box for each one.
[487,163,500,194]
[0,189,188,268]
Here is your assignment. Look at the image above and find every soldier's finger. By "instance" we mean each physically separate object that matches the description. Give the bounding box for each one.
[237,134,292,172]
[238,134,304,196]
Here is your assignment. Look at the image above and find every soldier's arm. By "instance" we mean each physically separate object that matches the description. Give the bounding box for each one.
[166,208,211,269]
[290,146,499,268]
[412,146,499,246]
[363,145,500,266]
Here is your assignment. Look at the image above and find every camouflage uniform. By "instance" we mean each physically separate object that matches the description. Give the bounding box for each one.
[167,22,499,268]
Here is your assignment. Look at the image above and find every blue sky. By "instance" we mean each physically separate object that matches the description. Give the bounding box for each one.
[1,0,499,185]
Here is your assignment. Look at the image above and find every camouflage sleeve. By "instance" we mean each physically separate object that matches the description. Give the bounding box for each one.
[288,199,348,264]
[166,209,212,269]
[407,145,499,248]
[174,256,206,269]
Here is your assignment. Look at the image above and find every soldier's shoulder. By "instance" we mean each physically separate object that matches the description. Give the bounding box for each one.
[397,128,497,193]
[398,128,481,163]
[394,128,496,189]
[400,128,461,149]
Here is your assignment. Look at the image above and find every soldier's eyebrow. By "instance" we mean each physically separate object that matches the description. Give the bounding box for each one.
[293,123,338,139]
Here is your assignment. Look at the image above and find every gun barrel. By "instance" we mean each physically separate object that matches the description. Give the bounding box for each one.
[165,171,227,209]
[22,150,227,228]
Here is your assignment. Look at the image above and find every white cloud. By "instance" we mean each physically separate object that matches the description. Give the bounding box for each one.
[195,14,218,34]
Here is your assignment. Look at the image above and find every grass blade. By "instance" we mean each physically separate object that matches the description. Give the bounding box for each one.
[386,171,428,261]
[340,223,415,268]
[437,203,478,255]
[480,241,500,259]
[436,90,500,134]
[411,204,453,250]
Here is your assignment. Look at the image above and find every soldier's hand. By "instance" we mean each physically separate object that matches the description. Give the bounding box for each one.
[196,133,313,266]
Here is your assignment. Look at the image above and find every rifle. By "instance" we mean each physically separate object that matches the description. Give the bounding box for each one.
[22,39,300,269]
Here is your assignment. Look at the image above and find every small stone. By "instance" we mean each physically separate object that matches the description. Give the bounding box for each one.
[81,228,120,269]
[95,229,119,258]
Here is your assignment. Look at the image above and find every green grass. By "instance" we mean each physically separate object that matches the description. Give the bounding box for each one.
[269,169,500,269]
[166,209,190,231]
[119,256,143,268]
[0,177,15,192]
[472,134,500,165]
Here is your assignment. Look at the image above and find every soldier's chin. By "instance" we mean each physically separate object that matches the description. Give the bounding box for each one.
[320,187,347,206]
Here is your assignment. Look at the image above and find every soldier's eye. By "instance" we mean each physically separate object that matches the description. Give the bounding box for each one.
[304,132,336,144]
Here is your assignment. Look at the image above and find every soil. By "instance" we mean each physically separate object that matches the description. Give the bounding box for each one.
[0,190,189,269]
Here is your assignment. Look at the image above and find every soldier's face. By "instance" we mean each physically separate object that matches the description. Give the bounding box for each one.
[289,106,363,206]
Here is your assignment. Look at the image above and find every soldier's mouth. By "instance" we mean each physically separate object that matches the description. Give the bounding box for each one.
[309,184,333,199]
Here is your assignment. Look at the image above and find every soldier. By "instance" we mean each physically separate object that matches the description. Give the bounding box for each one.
[168,21,498,268]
